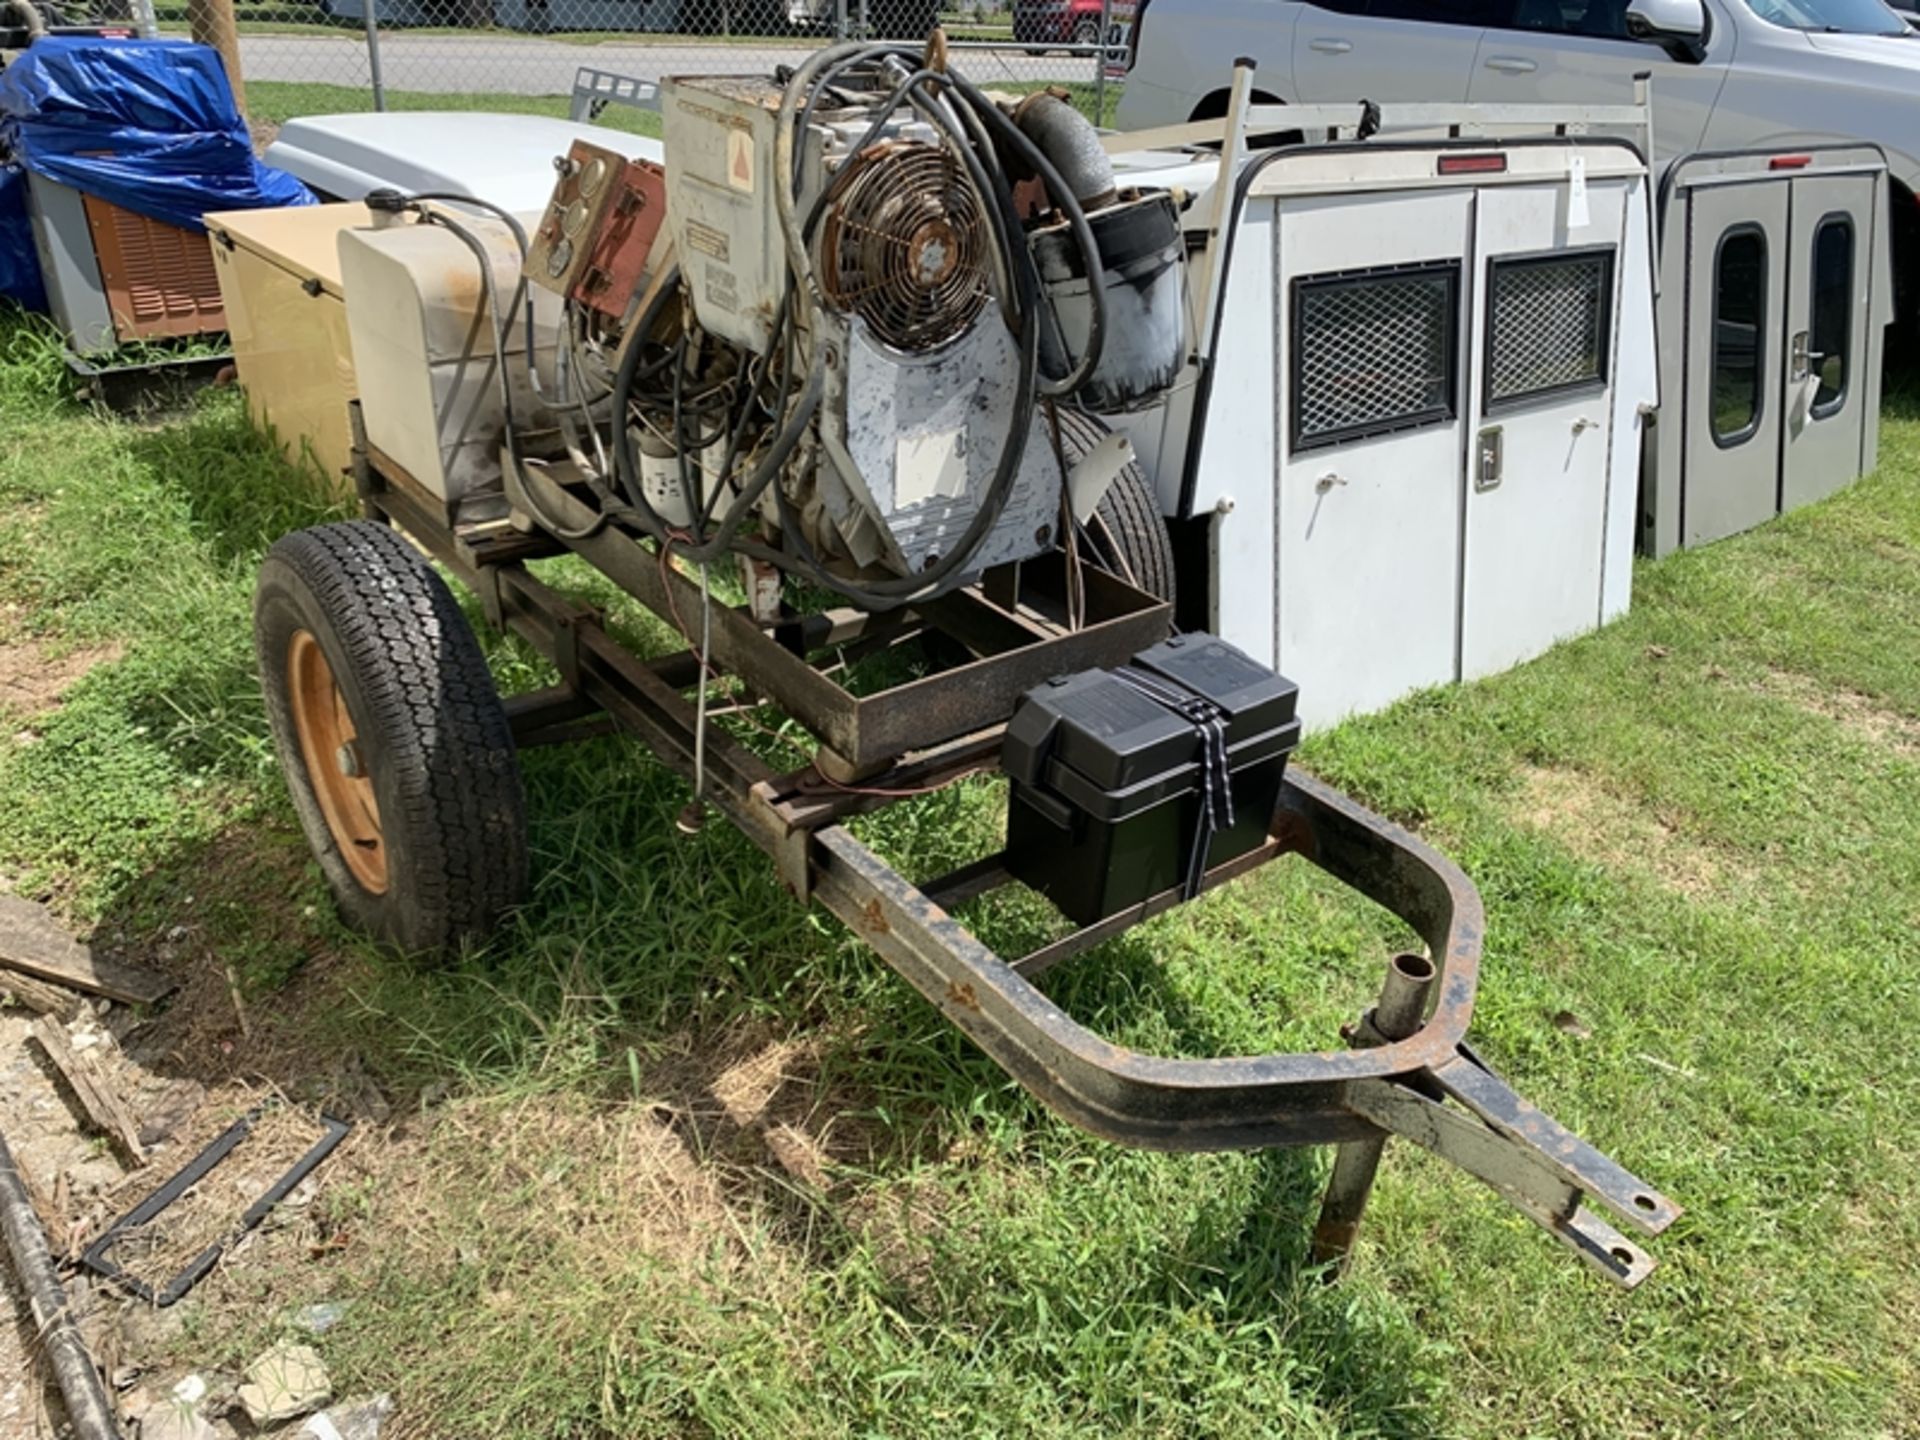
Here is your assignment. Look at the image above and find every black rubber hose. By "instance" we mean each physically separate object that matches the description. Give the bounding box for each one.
[760,67,1043,606]
[948,70,1108,396]
[422,208,614,542]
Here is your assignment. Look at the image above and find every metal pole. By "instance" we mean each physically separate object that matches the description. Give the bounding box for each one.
[187,0,247,116]
[363,0,387,113]
[835,0,846,41]
[129,0,160,39]
[1192,57,1256,364]
[1093,0,1110,125]
[1310,952,1437,1270]
[0,1129,120,1440]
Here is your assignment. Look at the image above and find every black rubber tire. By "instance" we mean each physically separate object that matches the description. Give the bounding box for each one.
[255,520,528,955]
[1056,409,1178,607]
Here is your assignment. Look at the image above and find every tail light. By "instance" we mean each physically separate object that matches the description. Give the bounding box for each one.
[1438,153,1507,175]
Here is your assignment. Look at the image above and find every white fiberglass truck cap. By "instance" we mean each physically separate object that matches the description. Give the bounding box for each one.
[1098,94,1660,729]
[265,112,665,213]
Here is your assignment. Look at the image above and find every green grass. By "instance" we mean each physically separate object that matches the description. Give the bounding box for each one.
[2,304,1918,1437]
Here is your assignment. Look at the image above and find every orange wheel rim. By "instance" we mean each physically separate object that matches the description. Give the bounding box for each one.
[287,629,388,895]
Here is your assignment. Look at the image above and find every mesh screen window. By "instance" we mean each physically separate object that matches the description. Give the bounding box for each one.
[1292,262,1460,451]
[1484,249,1614,409]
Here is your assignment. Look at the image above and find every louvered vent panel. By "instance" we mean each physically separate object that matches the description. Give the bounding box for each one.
[85,194,225,341]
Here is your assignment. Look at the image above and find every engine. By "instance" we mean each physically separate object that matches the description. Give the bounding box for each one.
[346,45,1190,612]
[633,54,1184,604]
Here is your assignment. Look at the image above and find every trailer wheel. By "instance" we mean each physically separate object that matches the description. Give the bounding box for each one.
[1055,409,1178,607]
[255,520,527,955]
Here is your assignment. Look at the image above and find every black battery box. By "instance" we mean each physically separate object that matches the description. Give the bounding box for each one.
[1002,635,1301,926]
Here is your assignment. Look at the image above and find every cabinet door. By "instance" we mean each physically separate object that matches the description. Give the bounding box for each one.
[1274,189,1473,728]
[1780,173,1877,514]
[1460,180,1623,679]
[1682,182,1787,548]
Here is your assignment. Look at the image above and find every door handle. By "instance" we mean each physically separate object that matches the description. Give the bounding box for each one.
[1475,426,1503,491]
[1483,55,1538,73]
[1308,36,1353,53]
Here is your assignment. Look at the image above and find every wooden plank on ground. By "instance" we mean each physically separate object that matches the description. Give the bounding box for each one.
[0,895,173,1007]
[29,1018,146,1168]
[0,970,83,1021]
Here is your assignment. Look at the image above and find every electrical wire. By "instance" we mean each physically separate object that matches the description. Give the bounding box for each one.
[579,44,1110,611]
[415,204,616,544]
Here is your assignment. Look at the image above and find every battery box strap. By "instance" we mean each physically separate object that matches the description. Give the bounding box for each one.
[1113,667,1234,900]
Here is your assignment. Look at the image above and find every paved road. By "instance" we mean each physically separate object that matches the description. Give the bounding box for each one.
[238,31,1100,98]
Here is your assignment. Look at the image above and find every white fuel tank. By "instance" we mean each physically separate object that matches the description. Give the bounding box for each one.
[337,209,560,517]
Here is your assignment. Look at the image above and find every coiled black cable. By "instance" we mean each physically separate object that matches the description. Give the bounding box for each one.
[598,43,1108,609]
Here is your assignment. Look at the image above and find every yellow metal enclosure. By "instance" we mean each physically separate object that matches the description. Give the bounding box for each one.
[206,203,369,489]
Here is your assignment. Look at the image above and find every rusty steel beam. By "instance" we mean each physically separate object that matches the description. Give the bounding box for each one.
[352,432,1679,1286]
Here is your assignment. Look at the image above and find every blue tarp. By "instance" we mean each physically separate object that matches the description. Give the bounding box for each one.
[0,37,313,236]
[0,166,47,312]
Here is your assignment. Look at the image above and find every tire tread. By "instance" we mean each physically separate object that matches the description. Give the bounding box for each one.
[257,520,525,951]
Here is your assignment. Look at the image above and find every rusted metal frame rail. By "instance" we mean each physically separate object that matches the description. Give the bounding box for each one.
[477,441,1173,774]
[356,450,1679,1287]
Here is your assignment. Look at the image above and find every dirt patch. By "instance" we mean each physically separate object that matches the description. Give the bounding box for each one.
[1514,764,1744,899]
[0,638,122,721]
[384,1092,785,1293]
[646,1023,895,1193]
[0,990,344,1433]
[1756,668,1920,759]
[0,1009,127,1440]
[103,818,382,1116]
[105,1104,335,1297]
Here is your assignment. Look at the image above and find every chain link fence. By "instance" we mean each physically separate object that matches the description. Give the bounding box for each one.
[138,0,1132,124]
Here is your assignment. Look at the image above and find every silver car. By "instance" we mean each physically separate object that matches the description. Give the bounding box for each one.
[1118,0,1920,318]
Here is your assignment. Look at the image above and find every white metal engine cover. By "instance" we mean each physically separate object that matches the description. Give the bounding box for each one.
[819,316,1064,580]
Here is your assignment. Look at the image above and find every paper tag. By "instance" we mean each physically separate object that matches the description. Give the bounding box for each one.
[895,425,972,507]
[1567,154,1590,230]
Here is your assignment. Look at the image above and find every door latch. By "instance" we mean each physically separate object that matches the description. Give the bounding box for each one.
[1790,329,1811,382]
[1475,426,1503,491]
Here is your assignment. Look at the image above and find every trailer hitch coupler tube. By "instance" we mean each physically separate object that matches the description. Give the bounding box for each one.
[1373,951,1435,1040]
[1310,952,1436,1271]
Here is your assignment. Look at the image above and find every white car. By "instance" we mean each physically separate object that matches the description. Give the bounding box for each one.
[1117,0,1920,319]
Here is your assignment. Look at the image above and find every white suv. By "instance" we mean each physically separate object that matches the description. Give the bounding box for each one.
[1118,0,1920,317]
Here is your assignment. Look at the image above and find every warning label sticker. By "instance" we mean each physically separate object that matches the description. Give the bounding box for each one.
[726,128,755,194]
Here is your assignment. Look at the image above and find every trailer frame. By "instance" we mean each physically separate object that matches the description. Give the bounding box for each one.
[346,403,1679,1287]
